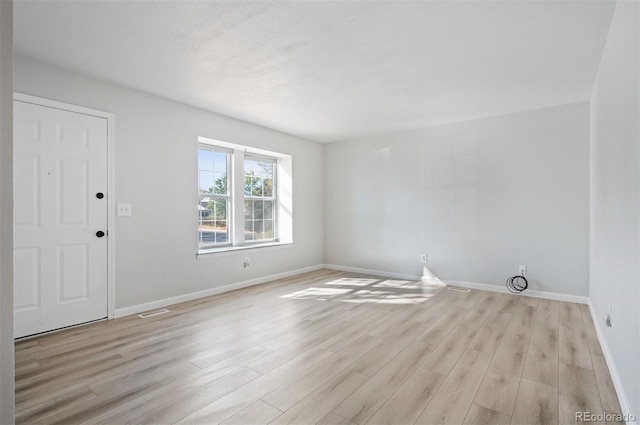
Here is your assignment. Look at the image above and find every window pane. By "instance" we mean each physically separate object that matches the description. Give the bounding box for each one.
[264,220,273,239]
[249,219,274,241]
[199,221,228,245]
[245,158,267,176]
[244,200,252,220]
[245,220,254,241]
[198,210,207,244]
[213,152,227,173]
[213,172,227,195]
[264,201,273,220]
[263,178,273,197]
[253,200,263,220]
[252,176,262,196]
[214,220,228,243]
[202,216,213,226]
[199,196,211,211]
[199,149,228,195]
[244,174,253,196]
[199,170,214,194]
[221,199,229,220]
[244,158,273,197]
[240,216,275,242]
[198,213,213,244]
[202,198,223,219]
[198,149,214,171]
[254,220,264,237]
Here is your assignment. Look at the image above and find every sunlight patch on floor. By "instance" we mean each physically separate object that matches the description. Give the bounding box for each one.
[279,287,352,301]
[324,278,379,286]
[373,279,420,289]
[279,277,442,304]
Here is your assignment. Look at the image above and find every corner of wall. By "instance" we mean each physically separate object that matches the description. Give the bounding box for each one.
[0,0,15,422]
[588,0,640,418]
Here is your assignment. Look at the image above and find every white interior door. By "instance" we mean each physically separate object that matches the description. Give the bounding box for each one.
[14,100,108,338]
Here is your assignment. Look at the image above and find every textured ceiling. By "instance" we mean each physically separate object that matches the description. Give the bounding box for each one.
[14,1,615,143]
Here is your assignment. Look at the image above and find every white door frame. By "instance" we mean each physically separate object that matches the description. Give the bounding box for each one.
[14,92,116,320]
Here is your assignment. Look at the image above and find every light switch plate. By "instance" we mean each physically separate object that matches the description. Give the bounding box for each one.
[117,203,132,216]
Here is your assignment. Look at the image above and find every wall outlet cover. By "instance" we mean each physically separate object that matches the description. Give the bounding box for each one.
[117,203,132,216]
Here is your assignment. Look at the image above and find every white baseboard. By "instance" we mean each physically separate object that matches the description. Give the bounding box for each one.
[588,301,634,424]
[323,264,589,304]
[444,279,589,304]
[113,264,324,318]
[322,264,421,281]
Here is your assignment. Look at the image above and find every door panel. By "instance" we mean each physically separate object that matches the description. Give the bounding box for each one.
[58,158,89,226]
[57,244,89,303]
[13,247,41,311]
[14,154,40,227]
[14,100,108,338]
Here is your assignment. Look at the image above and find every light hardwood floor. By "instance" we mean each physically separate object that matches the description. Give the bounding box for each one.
[14,269,622,425]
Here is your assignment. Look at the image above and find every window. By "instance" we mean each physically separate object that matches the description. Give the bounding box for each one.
[198,147,231,248]
[244,156,276,242]
[197,138,292,254]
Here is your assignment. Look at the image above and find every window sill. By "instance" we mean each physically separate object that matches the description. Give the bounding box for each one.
[197,241,294,258]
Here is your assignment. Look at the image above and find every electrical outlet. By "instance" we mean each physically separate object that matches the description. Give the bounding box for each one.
[518,265,527,276]
[243,257,250,269]
[116,203,132,217]
[421,254,428,263]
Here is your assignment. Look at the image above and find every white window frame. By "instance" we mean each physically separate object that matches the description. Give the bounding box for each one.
[243,153,278,244]
[197,145,233,249]
[197,137,293,256]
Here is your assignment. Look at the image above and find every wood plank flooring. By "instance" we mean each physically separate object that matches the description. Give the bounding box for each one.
[14,269,622,425]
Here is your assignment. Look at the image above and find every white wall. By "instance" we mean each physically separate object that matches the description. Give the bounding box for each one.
[14,54,325,311]
[0,0,15,422]
[590,0,640,416]
[326,102,590,296]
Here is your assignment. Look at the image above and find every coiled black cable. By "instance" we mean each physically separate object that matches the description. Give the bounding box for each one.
[506,275,528,293]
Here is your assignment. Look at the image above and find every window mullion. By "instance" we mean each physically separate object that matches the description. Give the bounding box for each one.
[231,149,246,246]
